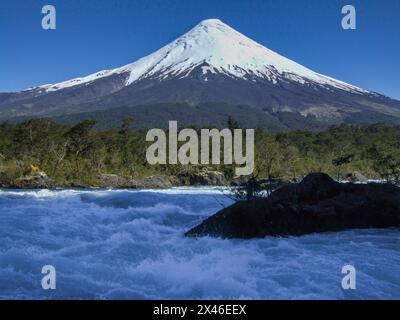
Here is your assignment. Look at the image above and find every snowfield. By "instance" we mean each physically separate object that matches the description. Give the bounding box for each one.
[27,19,369,95]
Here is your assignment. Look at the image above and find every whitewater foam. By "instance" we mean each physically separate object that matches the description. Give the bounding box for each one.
[0,188,399,299]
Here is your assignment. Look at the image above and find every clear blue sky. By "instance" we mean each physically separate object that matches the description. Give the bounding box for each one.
[1,0,399,99]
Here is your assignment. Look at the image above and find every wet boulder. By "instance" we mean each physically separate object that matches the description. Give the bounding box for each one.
[13,171,54,189]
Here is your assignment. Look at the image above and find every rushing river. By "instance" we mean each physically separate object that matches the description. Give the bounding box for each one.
[0,187,399,299]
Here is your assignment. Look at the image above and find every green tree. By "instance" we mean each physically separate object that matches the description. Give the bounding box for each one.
[367,146,400,184]
[65,120,96,177]
[255,129,283,194]
[332,154,353,181]
[233,174,265,201]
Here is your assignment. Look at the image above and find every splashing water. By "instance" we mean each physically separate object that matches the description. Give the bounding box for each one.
[0,188,399,299]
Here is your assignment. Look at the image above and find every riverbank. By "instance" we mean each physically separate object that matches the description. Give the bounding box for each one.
[1,171,237,189]
[0,167,374,190]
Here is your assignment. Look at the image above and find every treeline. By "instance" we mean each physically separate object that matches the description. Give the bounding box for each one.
[1,118,400,186]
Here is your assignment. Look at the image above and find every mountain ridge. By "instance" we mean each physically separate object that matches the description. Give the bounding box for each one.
[18,19,372,95]
[1,18,399,130]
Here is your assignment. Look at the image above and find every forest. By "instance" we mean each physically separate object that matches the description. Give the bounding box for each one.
[1,117,400,187]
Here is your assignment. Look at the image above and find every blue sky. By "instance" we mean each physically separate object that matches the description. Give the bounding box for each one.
[1,0,399,99]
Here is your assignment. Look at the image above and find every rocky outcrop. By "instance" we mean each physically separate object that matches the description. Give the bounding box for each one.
[177,170,227,186]
[140,176,174,189]
[100,170,230,188]
[185,173,400,239]
[99,174,138,188]
[345,171,368,183]
[99,174,173,189]
[230,175,251,186]
[100,170,228,189]
[12,171,54,189]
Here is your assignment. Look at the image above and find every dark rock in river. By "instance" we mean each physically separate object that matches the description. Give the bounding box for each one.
[185,173,400,239]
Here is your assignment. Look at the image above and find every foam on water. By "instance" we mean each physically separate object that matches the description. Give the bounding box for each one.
[0,188,399,299]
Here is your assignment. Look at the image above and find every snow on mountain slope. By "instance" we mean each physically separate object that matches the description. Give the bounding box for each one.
[24,70,116,93]
[28,19,369,95]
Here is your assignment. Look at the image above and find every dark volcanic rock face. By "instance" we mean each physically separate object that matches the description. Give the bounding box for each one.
[185,173,400,239]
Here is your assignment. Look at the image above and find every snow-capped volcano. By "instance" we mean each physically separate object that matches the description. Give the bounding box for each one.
[1,19,399,130]
[33,19,366,94]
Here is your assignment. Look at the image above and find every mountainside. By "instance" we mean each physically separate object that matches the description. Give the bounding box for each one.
[1,18,400,130]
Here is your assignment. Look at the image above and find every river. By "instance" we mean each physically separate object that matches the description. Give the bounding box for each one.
[0,187,399,299]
